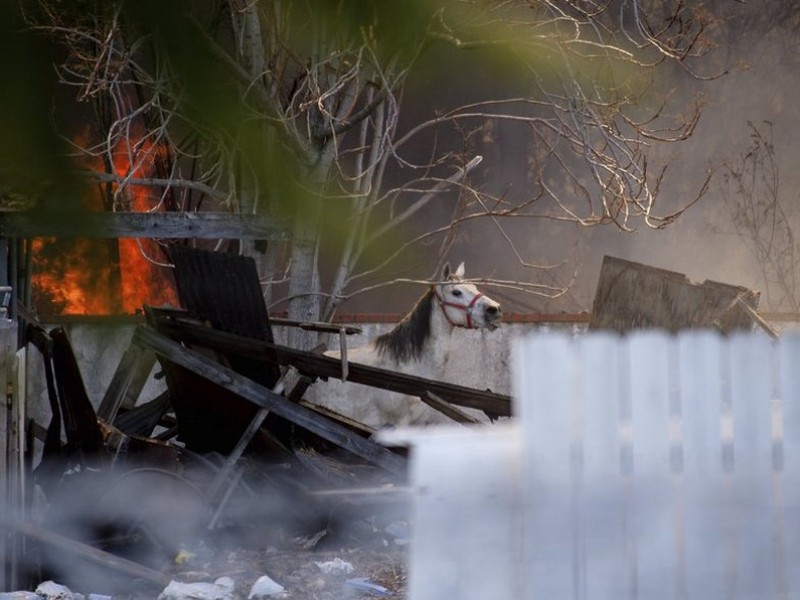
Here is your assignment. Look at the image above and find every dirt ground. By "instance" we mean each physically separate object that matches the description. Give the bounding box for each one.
[29,439,411,599]
[159,544,409,600]
[32,470,412,599]
[28,519,410,600]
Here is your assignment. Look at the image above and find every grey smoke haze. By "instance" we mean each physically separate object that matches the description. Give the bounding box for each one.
[335,4,800,316]
[504,14,800,314]
[27,459,407,596]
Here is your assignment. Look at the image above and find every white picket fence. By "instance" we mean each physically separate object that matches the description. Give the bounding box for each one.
[398,330,800,600]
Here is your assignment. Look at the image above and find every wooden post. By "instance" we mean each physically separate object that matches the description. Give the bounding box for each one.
[97,341,157,423]
[0,318,18,590]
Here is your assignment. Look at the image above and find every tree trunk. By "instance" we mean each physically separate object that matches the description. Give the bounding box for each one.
[230,0,272,303]
[286,197,322,349]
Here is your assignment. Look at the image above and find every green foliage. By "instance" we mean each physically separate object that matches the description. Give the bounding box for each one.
[124,1,241,131]
[0,2,79,209]
[306,0,431,60]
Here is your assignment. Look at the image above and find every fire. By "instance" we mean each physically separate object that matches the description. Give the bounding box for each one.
[31,237,117,315]
[111,133,178,314]
[31,128,179,316]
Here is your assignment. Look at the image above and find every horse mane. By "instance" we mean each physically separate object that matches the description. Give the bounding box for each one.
[374,287,435,363]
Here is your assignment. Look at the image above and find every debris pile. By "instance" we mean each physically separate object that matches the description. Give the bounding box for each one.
[2,248,510,598]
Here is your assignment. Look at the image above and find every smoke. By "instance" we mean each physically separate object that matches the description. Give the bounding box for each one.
[23,452,410,596]
[359,3,800,316]
[575,28,800,313]
[554,17,800,312]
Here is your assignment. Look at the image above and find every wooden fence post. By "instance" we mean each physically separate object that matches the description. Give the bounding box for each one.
[0,317,19,590]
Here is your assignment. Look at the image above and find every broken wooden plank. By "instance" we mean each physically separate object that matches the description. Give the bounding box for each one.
[590,255,760,333]
[203,372,292,505]
[339,327,349,382]
[269,317,362,335]
[148,315,512,417]
[111,391,171,438]
[299,400,377,437]
[133,326,407,475]
[97,342,156,422]
[167,246,282,390]
[733,296,779,339]
[420,392,481,425]
[8,519,170,586]
[0,211,289,240]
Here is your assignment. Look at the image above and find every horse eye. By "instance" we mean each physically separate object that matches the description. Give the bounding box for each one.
[451,289,462,297]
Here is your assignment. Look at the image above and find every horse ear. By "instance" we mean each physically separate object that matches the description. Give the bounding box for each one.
[442,262,451,280]
[454,262,465,278]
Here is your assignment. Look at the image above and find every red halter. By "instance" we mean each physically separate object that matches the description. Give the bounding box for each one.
[433,286,484,329]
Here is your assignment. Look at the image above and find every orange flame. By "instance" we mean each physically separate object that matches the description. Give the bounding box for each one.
[111,132,178,314]
[31,237,117,315]
[32,127,179,316]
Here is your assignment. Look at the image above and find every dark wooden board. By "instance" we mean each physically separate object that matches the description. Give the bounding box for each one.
[168,245,282,388]
[134,326,408,475]
[10,520,170,586]
[145,316,513,417]
[97,342,156,422]
[0,211,289,239]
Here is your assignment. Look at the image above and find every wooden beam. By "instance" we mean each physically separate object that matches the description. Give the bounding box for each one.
[133,326,408,475]
[420,391,482,425]
[150,316,513,417]
[0,211,290,240]
[9,519,170,586]
[97,342,157,423]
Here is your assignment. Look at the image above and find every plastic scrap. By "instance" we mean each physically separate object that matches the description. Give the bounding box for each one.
[158,576,235,600]
[0,592,40,600]
[247,575,286,599]
[3,581,113,600]
[174,549,196,565]
[34,581,74,600]
[314,558,354,576]
[383,520,410,545]
[344,578,392,597]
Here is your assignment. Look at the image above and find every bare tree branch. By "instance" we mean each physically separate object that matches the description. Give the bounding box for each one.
[29,0,727,326]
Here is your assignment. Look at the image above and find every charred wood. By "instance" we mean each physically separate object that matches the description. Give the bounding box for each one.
[134,325,408,475]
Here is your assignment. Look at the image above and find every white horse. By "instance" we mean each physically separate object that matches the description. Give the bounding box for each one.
[313,262,502,429]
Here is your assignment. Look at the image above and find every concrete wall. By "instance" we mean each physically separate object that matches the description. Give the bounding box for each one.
[276,320,586,400]
[24,322,166,431]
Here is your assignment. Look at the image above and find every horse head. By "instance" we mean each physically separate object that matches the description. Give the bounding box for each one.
[434,262,502,330]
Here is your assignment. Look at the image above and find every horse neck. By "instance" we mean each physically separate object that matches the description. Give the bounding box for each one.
[423,290,457,369]
[373,287,456,374]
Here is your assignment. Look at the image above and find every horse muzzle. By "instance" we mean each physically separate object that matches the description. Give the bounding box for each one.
[482,304,502,330]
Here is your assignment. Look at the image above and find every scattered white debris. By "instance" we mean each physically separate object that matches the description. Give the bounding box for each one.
[0,591,40,600]
[158,576,235,600]
[247,575,286,599]
[383,520,410,544]
[345,578,392,597]
[2,580,116,600]
[314,557,354,576]
[34,581,75,600]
